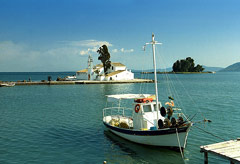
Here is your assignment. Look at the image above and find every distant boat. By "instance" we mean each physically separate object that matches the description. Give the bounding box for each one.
[102,34,192,150]
[65,75,77,81]
[0,82,15,87]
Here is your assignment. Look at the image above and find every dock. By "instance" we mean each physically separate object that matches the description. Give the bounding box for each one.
[12,79,153,86]
[200,138,240,164]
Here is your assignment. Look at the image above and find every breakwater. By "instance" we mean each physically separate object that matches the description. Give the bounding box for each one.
[12,79,153,85]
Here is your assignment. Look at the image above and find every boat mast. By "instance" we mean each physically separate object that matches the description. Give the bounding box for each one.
[146,33,162,125]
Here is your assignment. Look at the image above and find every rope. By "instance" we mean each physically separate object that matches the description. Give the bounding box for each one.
[155,47,186,117]
[155,46,207,121]
[193,125,226,141]
[140,46,151,94]
[176,128,185,163]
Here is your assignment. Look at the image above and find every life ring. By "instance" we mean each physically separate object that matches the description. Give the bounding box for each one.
[135,104,141,113]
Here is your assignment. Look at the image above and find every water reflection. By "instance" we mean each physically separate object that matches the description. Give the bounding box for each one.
[98,83,136,96]
[103,130,185,164]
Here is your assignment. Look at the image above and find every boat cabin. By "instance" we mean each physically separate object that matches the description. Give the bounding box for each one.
[133,99,165,130]
[103,94,186,131]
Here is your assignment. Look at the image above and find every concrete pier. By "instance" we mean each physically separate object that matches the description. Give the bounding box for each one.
[13,79,153,86]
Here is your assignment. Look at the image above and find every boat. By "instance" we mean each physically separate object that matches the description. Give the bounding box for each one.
[0,82,15,87]
[102,34,192,150]
[64,75,77,81]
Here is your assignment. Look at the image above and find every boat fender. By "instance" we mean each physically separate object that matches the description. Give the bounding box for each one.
[171,117,176,127]
[158,119,164,129]
[167,106,173,118]
[164,118,171,128]
[160,107,166,117]
[177,116,184,126]
[135,104,141,113]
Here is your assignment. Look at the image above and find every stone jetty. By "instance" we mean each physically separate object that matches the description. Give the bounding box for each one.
[13,79,153,86]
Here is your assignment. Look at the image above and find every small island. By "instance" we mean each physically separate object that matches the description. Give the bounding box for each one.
[142,57,215,74]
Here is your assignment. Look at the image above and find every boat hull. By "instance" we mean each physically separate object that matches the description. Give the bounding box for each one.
[103,122,191,149]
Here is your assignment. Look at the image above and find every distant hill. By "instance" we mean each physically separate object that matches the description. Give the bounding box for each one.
[203,66,224,72]
[219,62,240,72]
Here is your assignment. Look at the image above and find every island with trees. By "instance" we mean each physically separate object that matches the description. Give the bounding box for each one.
[141,57,215,74]
[172,57,204,73]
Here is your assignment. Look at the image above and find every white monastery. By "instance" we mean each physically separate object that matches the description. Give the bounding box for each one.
[76,55,134,81]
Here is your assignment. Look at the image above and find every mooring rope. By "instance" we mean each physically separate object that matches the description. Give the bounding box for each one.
[176,128,185,163]
[193,125,226,141]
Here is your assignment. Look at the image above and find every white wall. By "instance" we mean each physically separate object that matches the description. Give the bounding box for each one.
[76,72,88,80]
[113,66,126,71]
[76,66,134,81]
[105,70,134,81]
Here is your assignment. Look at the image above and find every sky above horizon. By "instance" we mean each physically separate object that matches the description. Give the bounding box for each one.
[0,0,240,72]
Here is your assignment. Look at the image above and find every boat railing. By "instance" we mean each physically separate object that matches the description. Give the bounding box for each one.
[103,107,133,118]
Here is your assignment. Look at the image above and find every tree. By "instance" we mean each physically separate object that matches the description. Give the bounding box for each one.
[194,64,204,72]
[97,45,111,74]
[172,57,204,72]
[186,57,195,72]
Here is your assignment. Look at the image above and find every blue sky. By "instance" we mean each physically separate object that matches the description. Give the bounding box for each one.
[0,0,240,71]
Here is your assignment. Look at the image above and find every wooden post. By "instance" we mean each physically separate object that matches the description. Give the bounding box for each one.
[204,152,208,164]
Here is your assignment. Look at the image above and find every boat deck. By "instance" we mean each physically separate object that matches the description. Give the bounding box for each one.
[200,138,240,164]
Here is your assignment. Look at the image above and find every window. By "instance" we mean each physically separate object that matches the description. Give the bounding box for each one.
[153,104,161,111]
[143,105,152,112]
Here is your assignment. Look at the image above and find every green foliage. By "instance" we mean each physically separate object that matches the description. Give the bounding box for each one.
[97,45,111,74]
[172,57,204,72]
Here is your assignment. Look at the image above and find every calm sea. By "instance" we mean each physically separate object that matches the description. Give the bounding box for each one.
[0,72,240,164]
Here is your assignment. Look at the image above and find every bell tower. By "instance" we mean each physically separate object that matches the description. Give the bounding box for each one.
[87,54,93,80]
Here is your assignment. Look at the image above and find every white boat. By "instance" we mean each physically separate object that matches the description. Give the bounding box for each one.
[65,75,77,81]
[102,34,192,150]
[0,82,15,87]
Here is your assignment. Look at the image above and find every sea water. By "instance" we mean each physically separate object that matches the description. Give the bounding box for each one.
[0,72,240,164]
